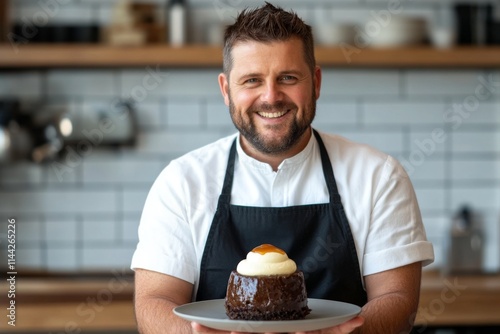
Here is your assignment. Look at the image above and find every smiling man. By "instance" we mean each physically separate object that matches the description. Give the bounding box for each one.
[132,3,434,334]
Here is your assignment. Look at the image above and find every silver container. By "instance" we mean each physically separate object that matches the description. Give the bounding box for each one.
[442,206,484,275]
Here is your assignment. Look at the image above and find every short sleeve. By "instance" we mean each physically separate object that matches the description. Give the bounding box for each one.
[362,156,434,276]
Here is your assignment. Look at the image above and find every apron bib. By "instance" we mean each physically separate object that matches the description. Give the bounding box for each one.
[196,130,367,307]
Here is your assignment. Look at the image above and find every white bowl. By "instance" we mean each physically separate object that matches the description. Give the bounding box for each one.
[315,24,356,46]
[368,16,428,47]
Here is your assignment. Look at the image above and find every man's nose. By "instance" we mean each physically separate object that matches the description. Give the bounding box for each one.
[260,81,283,104]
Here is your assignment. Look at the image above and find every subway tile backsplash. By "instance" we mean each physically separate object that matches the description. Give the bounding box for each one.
[1,0,500,274]
[321,70,401,96]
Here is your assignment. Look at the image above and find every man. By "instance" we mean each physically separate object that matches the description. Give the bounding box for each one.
[132,3,434,334]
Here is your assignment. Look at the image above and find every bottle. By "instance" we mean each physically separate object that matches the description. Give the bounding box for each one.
[168,0,186,46]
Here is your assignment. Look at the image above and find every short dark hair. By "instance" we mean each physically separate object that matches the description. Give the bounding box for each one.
[222,2,315,76]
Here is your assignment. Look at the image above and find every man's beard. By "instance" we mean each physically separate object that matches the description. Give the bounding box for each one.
[228,89,316,155]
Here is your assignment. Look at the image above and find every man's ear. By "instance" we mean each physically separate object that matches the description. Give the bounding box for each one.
[218,73,230,106]
[314,65,322,100]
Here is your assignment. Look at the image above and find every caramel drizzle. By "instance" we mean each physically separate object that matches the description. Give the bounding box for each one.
[252,244,286,255]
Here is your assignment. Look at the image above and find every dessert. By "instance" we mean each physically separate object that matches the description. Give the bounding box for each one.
[225,244,310,320]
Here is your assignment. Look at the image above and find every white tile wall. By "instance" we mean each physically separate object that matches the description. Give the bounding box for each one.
[134,101,164,128]
[1,0,499,273]
[0,162,44,185]
[166,99,204,128]
[408,130,448,154]
[450,187,499,211]
[451,159,499,180]
[447,101,500,125]
[47,70,118,97]
[0,189,118,214]
[414,188,447,213]
[122,189,152,214]
[82,158,163,184]
[47,246,79,271]
[82,246,135,270]
[406,71,486,96]
[83,219,117,244]
[452,131,499,154]
[0,72,42,99]
[44,218,79,243]
[121,215,141,244]
[16,247,44,270]
[363,101,446,125]
[206,98,233,128]
[340,130,405,154]
[321,70,400,96]
[406,159,446,182]
[13,216,42,246]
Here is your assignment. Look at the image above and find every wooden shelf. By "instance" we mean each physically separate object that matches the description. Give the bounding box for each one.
[1,44,500,68]
[317,46,500,68]
[0,44,223,68]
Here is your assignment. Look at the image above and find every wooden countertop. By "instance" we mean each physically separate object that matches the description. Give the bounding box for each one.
[1,270,499,332]
[0,275,137,332]
[416,270,500,327]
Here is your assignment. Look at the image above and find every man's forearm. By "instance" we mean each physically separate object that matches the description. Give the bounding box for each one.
[355,292,417,334]
[135,296,192,334]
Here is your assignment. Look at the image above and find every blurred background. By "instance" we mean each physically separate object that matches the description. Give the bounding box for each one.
[0,0,499,333]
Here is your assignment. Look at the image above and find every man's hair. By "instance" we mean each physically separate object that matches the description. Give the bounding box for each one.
[222,2,315,76]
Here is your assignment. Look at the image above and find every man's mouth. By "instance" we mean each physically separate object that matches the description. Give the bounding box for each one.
[257,110,289,119]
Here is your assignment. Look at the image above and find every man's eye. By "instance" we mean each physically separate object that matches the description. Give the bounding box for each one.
[245,78,259,84]
[281,75,297,83]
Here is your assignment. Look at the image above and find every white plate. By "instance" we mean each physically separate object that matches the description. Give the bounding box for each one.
[173,298,361,333]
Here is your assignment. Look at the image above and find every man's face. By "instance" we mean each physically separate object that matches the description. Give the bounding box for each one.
[219,38,322,156]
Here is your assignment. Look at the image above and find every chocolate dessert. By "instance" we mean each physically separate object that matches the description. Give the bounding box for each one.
[224,244,310,320]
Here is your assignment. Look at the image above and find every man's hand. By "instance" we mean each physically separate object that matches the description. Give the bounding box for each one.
[191,316,364,334]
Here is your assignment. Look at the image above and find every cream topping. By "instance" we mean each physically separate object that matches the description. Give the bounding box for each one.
[236,248,297,276]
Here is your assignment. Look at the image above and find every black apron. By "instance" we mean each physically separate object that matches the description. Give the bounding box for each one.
[195,129,367,307]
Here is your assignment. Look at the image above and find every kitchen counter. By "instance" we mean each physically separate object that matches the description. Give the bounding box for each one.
[416,270,500,327]
[1,270,499,332]
[0,274,137,332]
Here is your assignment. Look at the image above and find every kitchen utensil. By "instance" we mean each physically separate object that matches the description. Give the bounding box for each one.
[442,205,484,275]
[30,119,64,163]
[62,99,138,147]
[0,99,24,163]
[0,121,33,163]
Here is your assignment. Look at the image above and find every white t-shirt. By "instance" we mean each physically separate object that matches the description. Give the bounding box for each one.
[131,130,434,295]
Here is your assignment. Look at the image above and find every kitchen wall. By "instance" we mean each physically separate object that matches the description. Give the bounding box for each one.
[1,0,499,274]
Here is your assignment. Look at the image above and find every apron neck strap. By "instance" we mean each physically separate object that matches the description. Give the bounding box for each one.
[219,139,237,203]
[312,129,342,205]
